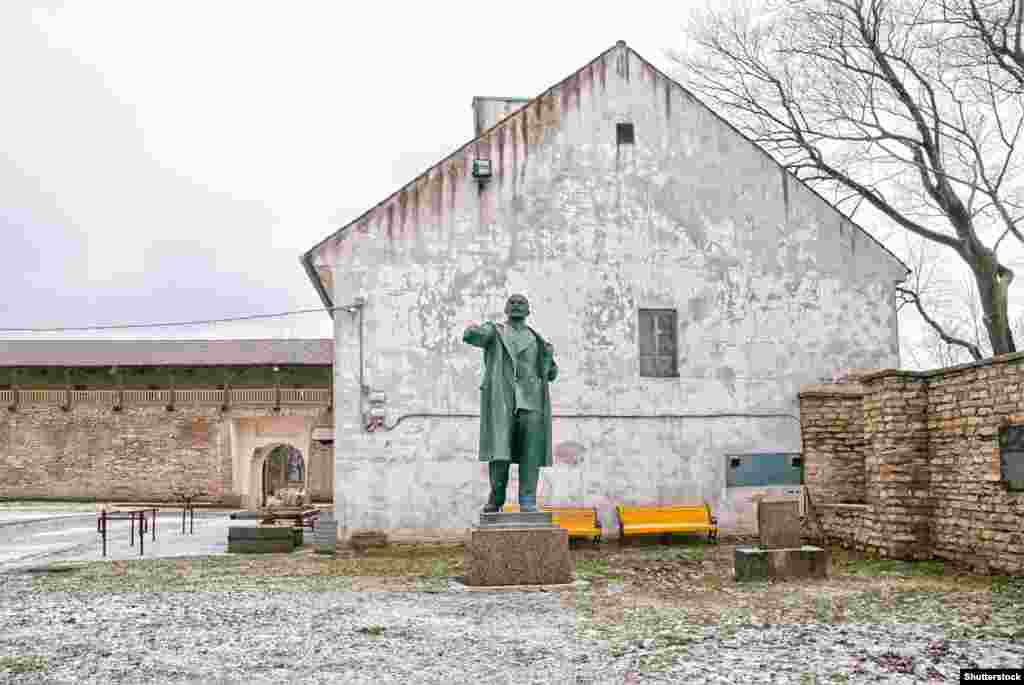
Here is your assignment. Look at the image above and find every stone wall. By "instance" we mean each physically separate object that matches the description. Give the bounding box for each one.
[800,353,1024,573]
[927,360,1024,571]
[0,400,332,506]
[814,504,879,554]
[800,382,866,504]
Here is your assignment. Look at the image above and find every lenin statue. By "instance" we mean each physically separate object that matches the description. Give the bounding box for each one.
[463,294,558,513]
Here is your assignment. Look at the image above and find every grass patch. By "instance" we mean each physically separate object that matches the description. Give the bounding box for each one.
[637,545,706,563]
[575,558,624,581]
[577,606,700,672]
[842,558,947,578]
[28,546,465,593]
[0,655,48,674]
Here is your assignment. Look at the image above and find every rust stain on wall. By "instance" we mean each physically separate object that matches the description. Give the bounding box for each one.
[397,189,408,239]
[497,125,506,187]
[510,120,519,196]
[430,171,444,221]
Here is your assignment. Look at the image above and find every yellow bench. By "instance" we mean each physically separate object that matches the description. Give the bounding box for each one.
[502,504,602,542]
[616,503,718,543]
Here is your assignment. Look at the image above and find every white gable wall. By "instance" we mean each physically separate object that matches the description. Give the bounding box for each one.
[315,45,905,540]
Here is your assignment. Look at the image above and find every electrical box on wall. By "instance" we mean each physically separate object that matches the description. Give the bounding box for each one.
[726,453,804,488]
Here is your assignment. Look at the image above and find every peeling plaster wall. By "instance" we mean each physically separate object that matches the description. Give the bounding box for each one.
[473,97,531,137]
[317,45,905,540]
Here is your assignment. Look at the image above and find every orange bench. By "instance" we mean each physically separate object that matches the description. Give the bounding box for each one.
[616,503,718,543]
[503,504,601,542]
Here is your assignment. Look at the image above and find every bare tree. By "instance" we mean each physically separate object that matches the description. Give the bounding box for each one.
[940,0,1024,89]
[897,235,985,360]
[676,0,1022,356]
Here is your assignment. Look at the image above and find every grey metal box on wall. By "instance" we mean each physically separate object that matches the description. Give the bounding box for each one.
[727,453,803,488]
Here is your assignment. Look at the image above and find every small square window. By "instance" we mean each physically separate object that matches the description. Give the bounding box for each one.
[638,309,677,377]
[1000,424,1024,491]
[616,122,635,145]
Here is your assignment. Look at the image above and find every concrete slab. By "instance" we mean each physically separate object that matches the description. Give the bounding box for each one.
[734,545,831,582]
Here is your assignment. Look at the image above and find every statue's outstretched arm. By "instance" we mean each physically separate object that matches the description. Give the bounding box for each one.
[463,321,496,348]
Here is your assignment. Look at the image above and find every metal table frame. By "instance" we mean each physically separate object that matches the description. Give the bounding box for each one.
[97,508,157,557]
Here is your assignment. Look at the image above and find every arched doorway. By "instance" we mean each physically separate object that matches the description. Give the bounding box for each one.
[260,444,306,506]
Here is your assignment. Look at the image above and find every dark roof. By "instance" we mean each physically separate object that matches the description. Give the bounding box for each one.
[301,41,909,312]
[0,339,333,367]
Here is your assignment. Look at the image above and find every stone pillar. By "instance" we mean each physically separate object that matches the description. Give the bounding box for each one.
[799,382,867,504]
[862,372,932,559]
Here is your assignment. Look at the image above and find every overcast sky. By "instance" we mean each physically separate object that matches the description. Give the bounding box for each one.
[0,1,689,340]
[3,1,1019,372]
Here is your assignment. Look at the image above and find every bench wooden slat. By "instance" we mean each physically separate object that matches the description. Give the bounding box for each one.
[616,503,719,542]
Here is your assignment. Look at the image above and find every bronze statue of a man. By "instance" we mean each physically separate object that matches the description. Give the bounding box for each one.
[463,294,558,513]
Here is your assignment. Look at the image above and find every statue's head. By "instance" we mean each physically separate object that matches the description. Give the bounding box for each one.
[504,294,530,320]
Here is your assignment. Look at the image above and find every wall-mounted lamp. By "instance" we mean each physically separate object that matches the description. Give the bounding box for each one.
[472,159,492,181]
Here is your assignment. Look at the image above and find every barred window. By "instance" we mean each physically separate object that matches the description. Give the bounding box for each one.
[638,309,678,377]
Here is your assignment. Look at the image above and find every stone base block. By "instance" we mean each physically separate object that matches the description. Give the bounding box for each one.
[465,526,572,586]
[227,525,298,553]
[735,546,830,582]
[227,540,295,554]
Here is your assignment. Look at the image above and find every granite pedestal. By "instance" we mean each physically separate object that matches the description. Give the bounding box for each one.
[465,512,573,586]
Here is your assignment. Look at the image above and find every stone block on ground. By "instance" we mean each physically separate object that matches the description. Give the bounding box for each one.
[227,525,296,554]
[758,498,802,549]
[734,545,831,582]
[349,531,388,550]
[465,526,572,586]
[227,526,293,541]
[227,540,295,554]
[313,511,337,555]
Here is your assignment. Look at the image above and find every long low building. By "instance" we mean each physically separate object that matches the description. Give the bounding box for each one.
[0,339,334,509]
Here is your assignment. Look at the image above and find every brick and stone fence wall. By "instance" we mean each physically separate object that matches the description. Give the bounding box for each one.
[0,391,334,506]
[799,353,1024,574]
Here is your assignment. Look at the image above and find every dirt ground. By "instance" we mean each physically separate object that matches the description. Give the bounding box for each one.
[23,533,1022,643]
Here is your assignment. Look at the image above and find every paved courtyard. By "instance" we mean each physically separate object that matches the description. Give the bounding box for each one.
[0,508,245,571]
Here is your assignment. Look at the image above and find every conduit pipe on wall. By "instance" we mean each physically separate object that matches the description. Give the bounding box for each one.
[369,412,801,433]
[335,297,369,422]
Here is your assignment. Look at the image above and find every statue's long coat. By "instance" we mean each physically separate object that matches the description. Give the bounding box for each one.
[463,321,558,466]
